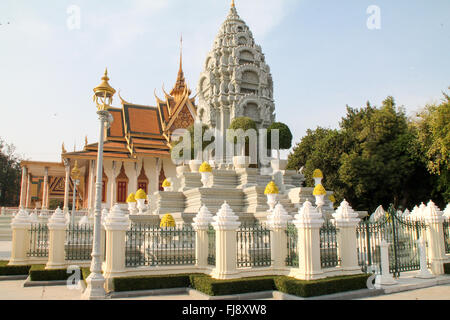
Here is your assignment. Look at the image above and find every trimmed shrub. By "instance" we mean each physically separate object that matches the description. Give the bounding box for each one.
[274,274,370,298]
[190,275,275,296]
[113,274,198,292]
[81,267,91,281]
[0,261,31,276]
[110,272,371,298]
[29,264,70,281]
[444,263,450,274]
[267,122,293,150]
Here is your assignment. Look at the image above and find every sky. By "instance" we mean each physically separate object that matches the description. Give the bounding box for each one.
[0,0,449,162]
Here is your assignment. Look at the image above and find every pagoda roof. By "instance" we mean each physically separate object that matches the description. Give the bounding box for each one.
[62,50,197,162]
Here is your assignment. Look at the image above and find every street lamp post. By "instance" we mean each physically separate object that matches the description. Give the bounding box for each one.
[70,161,81,225]
[83,68,115,300]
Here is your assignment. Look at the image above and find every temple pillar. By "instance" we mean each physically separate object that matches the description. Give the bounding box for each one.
[42,167,49,210]
[106,160,120,208]
[63,160,70,213]
[25,173,31,209]
[155,158,161,192]
[19,166,28,209]
[124,161,138,196]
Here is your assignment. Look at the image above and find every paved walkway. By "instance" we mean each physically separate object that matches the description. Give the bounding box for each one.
[0,277,449,300]
[0,241,11,260]
[0,280,83,300]
[0,280,194,300]
[362,283,450,300]
[1,241,449,300]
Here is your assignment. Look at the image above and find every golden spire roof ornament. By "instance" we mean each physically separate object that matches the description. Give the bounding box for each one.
[85,136,88,146]
[62,142,67,154]
[170,36,190,102]
[71,160,81,180]
[93,68,116,111]
[231,0,235,8]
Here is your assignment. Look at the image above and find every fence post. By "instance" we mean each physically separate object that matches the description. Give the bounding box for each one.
[8,208,31,266]
[415,237,434,278]
[267,203,291,271]
[211,201,241,280]
[293,200,324,280]
[192,205,213,270]
[375,240,396,287]
[103,204,130,291]
[46,208,68,269]
[332,200,362,275]
[422,201,447,275]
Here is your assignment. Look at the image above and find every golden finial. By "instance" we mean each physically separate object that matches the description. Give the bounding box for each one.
[85,136,88,146]
[62,142,67,154]
[231,0,235,8]
[71,160,81,180]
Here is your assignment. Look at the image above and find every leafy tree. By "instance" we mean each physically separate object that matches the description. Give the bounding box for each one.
[170,123,214,160]
[0,138,23,207]
[267,122,293,159]
[411,90,450,203]
[287,97,439,212]
[227,117,257,156]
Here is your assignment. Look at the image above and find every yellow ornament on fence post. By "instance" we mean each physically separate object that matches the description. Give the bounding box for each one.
[135,189,147,215]
[265,181,279,212]
[199,162,213,188]
[126,193,137,215]
[162,179,171,191]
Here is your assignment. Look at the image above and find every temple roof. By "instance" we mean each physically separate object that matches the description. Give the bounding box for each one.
[63,53,197,162]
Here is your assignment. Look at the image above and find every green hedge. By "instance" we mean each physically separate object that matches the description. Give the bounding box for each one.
[113,274,197,292]
[110,273,371,298]
[81,267,91,281]
[190,275,275,296]
[29,264,71,281]
[0,261,31,276]
[274,274,370,298]
[444,263,450,274]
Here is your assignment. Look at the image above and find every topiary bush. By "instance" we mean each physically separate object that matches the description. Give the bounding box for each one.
[227,117,258,157]
[170,123,214,161]
[444,263,450,274]
[274,274,370,298]
[190,275,275,296]
[267,122,293,151]
[109,273,371,298]
[29,264,70,281]
[113,274,198,292]
[0,261,31,276]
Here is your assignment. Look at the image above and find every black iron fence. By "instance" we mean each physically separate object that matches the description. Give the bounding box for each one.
[285,223,298,267]
[27,223,49,258]
[207,225,216,266]
[356,205,427,278]
[320,220,340,268]
[236,223,271,268]
[65,223,93,261]
[125,223,196,267]
[444,218,450,254]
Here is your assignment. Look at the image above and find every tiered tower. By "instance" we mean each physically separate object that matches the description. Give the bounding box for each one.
[197,1,275,147]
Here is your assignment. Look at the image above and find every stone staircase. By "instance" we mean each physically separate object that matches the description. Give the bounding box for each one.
[0,215,13,241]
[277,193,298,215]
[152,166,314,224]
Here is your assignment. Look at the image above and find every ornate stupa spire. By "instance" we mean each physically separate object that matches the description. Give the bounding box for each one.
[228,0,240,19]
[170,35,190,102]
[196,0,275,141]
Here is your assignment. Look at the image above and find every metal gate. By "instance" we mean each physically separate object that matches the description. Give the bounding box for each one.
[356,204,427,278]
